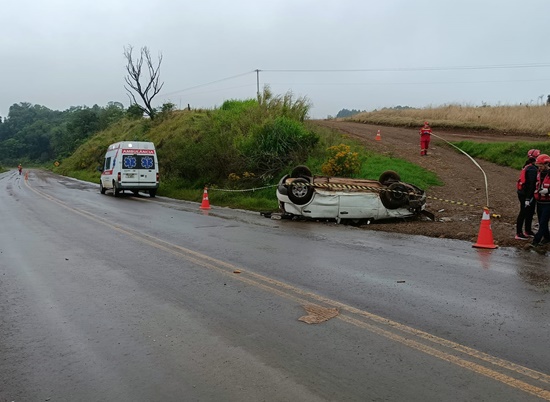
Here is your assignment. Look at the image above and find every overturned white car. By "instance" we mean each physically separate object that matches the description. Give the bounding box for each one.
[276,166,427,223]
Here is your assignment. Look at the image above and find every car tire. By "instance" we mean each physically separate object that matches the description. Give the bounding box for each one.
[113,181,120,197]
[277,174,290,196]
[379,170,401,185]
[287,177,314,205]
[291,165,312,178]
[149,189,157,198]
[380,182,408,209]
[100,181,106,194]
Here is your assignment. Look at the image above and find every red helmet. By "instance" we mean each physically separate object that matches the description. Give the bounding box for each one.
[535,154,550,165]
[528,149,541,158]
[424,121,429,126]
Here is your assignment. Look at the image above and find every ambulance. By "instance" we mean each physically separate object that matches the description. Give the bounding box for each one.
[100,141,159,197]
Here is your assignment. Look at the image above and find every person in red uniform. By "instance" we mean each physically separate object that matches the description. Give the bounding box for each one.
[515,149,540,240]
[531,153,550,247]
[419,121,432,156]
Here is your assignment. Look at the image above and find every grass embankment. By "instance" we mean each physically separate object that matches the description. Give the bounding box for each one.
[56,101,549,211]
[346,104,550,136]
[55,92,440,211]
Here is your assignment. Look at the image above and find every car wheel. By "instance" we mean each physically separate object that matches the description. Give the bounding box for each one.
[149,189,157,198]
[379,170,401,185]
[380,182,408,209]
[113,181,120,197]
[287,177,314,205]
[291,165,312,178]
[100,181,106,194]
[277,174,290,196]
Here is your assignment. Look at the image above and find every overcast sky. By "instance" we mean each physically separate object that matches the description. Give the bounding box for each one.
[1,0,550,119]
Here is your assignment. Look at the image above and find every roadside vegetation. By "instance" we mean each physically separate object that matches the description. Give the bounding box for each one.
[53,89,440,211]
[346,104,550,136]
[3,98,548,211]
[0,102,127,166]
[449,141,550,170]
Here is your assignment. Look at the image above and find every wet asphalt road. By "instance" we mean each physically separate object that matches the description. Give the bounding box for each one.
[1,170,549,402]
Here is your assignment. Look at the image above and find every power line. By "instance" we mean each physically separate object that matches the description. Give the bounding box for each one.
[263,78,550,86]
[159,71,255,97]
[161,84,256,99]
[159,63,550,101]
[261,63,550,73]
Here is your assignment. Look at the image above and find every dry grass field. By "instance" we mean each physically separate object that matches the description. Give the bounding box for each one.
[347,104,550,136]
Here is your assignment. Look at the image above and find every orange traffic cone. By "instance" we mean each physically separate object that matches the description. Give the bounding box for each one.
[375,130,381,141]
[472,207,498,249]
[200,187,211,210]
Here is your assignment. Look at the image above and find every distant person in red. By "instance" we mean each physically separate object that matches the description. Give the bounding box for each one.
[18,164,22,175]
[419,121,432,156]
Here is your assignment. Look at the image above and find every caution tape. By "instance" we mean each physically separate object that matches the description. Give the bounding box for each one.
[286,180,423,198]
[424,195,480,208]
[207,184,277,193]
[287,181,496,212]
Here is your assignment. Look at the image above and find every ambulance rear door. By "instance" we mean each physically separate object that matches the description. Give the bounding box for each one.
[121,151,140,186]
[136,151,156,185]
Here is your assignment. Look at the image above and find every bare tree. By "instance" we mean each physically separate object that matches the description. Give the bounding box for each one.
[124,45,164,119]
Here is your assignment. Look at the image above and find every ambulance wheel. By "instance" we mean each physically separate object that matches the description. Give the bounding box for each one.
[100,181,106,194]
[149,189,157,198]
[113,181,120,197]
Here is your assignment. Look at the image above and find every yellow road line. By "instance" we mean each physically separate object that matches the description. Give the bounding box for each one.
[25,177,550,399]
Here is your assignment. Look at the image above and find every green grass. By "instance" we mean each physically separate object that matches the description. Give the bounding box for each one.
[206,187,278,211]
[52,106,548,211]
[59,169,101,184]
[57,125,441,213]
[300,126,442,189]
[13,95,550,218]
[56,135,545,213]
[450,141,550,169]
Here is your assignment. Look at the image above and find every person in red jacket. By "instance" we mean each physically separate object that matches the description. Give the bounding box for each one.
[515,149,540,240]
[419,121,432,156]
[531,153,550,247]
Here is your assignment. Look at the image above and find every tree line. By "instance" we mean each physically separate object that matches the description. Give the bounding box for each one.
[0,102,129,165]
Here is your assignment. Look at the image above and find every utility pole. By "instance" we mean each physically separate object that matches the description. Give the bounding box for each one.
[255,69,261,101]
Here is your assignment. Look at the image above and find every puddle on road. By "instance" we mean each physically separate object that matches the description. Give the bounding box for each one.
[474,248,550,290]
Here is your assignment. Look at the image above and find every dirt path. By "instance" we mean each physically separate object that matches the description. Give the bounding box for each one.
[312,120,546,249]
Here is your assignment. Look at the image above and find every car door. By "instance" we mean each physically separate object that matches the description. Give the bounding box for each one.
[338,191,380,219]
